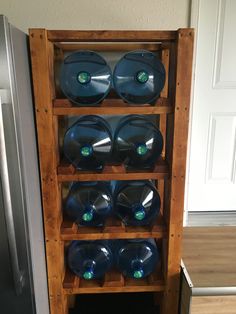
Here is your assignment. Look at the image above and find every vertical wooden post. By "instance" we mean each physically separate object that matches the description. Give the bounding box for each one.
[162,28,194,314]
[29,29,67,314]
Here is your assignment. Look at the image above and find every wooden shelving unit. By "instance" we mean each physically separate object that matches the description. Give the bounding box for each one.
[29,29,194,314]
[61,214,166,240]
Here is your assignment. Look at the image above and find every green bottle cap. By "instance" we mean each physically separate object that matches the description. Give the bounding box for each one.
[82,211,93,222]
[134,210,146,221]
[80,145,92,157]
[133,270,144,279]
[136,70,149,84]
[77,71,91,84]
[83,271,94,280]
[136,144,148,156]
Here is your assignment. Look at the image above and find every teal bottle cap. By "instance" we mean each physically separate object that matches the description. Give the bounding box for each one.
[133,269,144,279]
[83,271,94,280]
[136,70,149,84]
[136,144,148,156]
[77,71,91,84]
[134,209,146,221]
[80,145,93,157]
[82,211,93,222]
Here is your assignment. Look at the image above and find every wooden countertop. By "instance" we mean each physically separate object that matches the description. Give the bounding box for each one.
[182,227,236,288]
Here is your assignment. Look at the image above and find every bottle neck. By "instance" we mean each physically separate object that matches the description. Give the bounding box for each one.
[82,206,94,222]
[133,204,146,221]
[131,259,144,279]
[83,260,96,280]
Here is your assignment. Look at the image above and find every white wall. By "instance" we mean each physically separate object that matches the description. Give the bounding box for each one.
[0,0,190,33]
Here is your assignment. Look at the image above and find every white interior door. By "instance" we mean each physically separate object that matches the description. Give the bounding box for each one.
[186,0,236,215]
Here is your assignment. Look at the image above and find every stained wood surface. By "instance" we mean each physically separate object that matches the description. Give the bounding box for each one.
[47,30,177,42]
[55,42,163,52]
[57,158,169,182]
[53,97,173,115]
[63,268,165,294]
[29,29,66,314]
[162,28,194,314]
[61,215,166,240]
[191,296,236,314]
[182,227,236,287]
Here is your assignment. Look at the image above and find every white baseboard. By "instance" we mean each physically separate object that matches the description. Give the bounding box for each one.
[187,211,236,226]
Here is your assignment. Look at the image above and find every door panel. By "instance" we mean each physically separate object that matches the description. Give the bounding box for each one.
[187,0,236,212]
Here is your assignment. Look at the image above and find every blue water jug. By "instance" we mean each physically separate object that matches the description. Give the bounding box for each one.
[116,239,159,279]
[114,181,160,226]
[113,50,165,104]
[60,51,112,105]
[68,240,113,280]
[65,181,113,226]
[63,115,113,170]
[114,115,163,169]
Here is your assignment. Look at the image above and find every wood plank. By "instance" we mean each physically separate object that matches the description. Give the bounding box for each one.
[29,28,66,314]
[162,28,194,314]
[55,42,163,52]
[53,97,173,115]
[60,214,166,240]
[63,269,165,294]
[158,48,169,216]
[182,227,236,288]
[57,158,169,182]
[47,30,177,42]
[191,296,236,314]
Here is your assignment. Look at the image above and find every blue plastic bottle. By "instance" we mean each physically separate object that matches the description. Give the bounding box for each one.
[114,181,160,226]
[114,115,163,169]
[67,240,113,280]
[63,115,113,170]
[60,50,112,106]
[116,239,159,279]
[65,181,113,226]
[113,50,165,104]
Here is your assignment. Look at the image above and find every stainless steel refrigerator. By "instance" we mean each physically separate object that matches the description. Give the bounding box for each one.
[0,15,49,314]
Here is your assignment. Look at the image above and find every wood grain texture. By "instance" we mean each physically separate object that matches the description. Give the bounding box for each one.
[191,296,236,314]
[29,29,66,314]
[47,30,177,42]
[57,158,169,182]
[162,28,194,314]
[53,97,173,115]
[63,269,165,294]
[60,215,166,240]
[55,42,163,52]
[182,227,236,288]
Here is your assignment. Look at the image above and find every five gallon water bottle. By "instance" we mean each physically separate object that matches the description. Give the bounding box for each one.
[65,181,113,226]
[60,51,112,105]
[63,115,113,170]
[68,240,113,280]
[114,181,160,226]
[113,50,165,104]
[114,115,163,169]
[116,239,159,279]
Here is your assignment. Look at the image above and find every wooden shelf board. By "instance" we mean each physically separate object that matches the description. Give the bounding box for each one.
[55,42,164,52]
[57,159,169,182]
[61,215,166,240]
[47,30,177,42]
[63,268,165,294]
[53,97,173,115]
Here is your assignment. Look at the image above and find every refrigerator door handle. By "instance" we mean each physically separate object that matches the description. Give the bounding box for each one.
[0,96,25,295]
